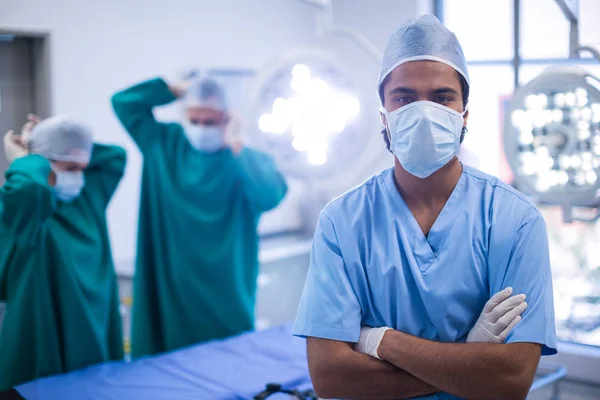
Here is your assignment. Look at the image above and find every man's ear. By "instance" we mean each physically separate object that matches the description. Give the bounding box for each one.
[462,109,469,129]
[380,111,388,130]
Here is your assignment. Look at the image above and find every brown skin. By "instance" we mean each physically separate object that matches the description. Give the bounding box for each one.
[308,337,438,400]
[185,107,228,127]
[168,82,228,127]
[380,60,468,236]
[377,331,540,400]
[307,61,542,400]
[169,82,244,154]
[185,107,243,154]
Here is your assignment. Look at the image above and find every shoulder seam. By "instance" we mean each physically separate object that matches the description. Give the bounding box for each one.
[463,169,533,206]
[328,168,391,204]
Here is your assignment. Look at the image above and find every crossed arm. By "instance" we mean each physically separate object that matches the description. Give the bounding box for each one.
[308,335,541,400]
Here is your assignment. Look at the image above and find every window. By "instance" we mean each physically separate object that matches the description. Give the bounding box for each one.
[439,0,600,348]
[444,0,513,61]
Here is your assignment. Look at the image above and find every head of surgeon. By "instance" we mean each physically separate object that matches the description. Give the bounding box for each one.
[379,15,470,179]
[182,77,230,152]
[28,116,93,202]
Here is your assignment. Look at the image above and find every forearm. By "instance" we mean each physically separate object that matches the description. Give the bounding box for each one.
[84,144,127,202]
[308,340,437,400]
[87,144,127,175]
[111,78,176,145]
[111,78,176,115]
[378,330,538,400]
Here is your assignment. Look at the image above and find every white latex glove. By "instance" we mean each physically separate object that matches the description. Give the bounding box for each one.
[467,287,527,344]
[355,326,392,360]
[3,130,28,163]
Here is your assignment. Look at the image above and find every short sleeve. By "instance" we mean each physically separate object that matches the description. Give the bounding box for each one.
[292,210,362,343]
[492,208,557,355]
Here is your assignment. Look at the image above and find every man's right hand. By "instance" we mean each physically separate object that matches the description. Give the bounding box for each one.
[466,287,527,344]
[4,130,28,163]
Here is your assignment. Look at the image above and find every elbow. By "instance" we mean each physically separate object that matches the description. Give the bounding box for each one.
[110,93,128,119]
[481,368,534,400]
[261,195,284,212]
[309,363,339,399]
[114,146,128,166]
[503,372,534,400]
[266,183,288,210]
[110,93,121,111]
[307,353,348,399]
[485,382,529,400]
[254,189,287,213]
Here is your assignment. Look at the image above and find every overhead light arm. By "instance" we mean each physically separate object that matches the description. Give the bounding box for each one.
[555,0,600,62]
[294,0,383,63]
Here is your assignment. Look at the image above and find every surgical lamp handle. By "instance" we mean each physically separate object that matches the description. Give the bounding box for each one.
[577,46,600,63]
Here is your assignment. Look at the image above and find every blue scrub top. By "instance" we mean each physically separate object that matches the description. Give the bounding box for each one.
[293,165,557,400]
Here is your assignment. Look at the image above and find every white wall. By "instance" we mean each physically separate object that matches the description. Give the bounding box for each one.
[0,0,425,272]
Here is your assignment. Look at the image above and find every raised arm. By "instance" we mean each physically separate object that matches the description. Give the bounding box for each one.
[235,148,287,213]
[1,155,54,242]
[111,78,179,151]
[83,144,127,207]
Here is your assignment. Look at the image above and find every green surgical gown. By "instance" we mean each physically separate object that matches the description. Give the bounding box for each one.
[0,145,126,390]
[112,78,288,358]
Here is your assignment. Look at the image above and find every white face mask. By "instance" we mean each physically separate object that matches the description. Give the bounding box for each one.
[183,123,225,153]
[381,101,466,179]
[53,169,85,202]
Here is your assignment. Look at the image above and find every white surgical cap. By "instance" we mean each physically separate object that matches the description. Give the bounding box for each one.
[29,116,93,163]
[184,76,228,111]
[378,15,469,101]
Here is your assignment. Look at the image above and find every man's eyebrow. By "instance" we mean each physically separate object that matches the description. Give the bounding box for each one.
[432,87,460,96]
[387,87,418,95]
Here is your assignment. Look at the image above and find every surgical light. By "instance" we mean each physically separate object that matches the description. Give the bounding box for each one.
[504,66,600,222]
[256,64,359,166]
[250,49,362,175]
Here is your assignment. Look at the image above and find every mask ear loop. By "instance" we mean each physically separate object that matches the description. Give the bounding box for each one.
[379,106,393,145]
[460,104,469,142]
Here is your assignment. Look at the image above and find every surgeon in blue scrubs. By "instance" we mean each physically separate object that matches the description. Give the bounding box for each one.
[293,15,557,400]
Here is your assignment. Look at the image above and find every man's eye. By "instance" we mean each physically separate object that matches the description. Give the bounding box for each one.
[437,96,453,103]
[395,97,413,104]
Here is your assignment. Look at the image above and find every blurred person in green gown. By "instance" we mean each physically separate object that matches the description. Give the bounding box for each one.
[112,76,288,357]
[0,115,126,390]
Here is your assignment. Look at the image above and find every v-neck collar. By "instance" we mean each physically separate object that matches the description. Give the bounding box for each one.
[383,165,468,272]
